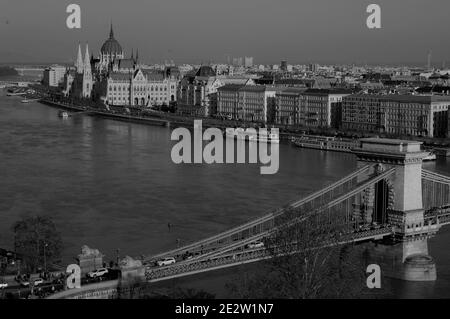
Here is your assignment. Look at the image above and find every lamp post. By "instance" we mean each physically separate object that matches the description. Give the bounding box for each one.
[43,242,48,275]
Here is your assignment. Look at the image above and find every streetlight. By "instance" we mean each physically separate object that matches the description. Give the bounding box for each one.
[43,242,48,275]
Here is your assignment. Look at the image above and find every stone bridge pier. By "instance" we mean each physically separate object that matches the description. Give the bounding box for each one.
[354,138,437,281]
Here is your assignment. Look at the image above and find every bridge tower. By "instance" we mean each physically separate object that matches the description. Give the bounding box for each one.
[353,138,437,281]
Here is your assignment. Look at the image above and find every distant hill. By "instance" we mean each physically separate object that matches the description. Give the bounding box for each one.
[0,66,18,77]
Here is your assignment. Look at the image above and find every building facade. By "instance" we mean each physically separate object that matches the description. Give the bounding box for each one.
[104,70,177,107]
[177,66,224,117]
[342,94,450,138]
[274,89,351,128]
[43,65,67,87]
[217,85,277,123]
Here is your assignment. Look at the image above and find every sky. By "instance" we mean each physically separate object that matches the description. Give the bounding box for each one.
[0,0,449,66]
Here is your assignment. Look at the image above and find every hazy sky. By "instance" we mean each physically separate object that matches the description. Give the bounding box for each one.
[0,0,449,65]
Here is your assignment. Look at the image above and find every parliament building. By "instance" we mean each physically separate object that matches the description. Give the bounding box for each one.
[64,25,179,107]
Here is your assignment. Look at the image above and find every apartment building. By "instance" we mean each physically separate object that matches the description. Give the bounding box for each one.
[342,94,450,138]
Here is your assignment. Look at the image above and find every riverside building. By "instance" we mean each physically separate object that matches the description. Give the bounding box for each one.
[274,88,351,128]
[342,94,450,138]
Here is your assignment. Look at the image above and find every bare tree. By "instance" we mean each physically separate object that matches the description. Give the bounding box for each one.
[13,216,62,273]
[228,207,367,299]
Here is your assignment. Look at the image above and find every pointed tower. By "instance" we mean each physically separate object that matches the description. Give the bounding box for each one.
[82,44,93,98]
[109,22,114,39]
[84,44,92,76]
[135,49,139,64]
[76,44,84,74]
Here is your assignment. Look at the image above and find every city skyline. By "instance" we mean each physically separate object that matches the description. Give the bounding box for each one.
[0,0,449,65]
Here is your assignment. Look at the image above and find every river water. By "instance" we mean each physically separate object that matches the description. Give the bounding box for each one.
[0,90,449,298]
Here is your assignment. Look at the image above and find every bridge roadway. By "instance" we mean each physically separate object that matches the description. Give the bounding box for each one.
[425,206,450,226]
[145,227,395,282]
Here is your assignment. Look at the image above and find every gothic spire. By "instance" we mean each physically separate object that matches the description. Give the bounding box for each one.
[109,23,114,39]
[76,43,84,73]
[135,48,139,63]
[84,43,91,74]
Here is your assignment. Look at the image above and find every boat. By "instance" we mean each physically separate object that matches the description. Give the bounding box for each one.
[58,110,69,119]
[21,98,40,103]
[225,128,279,143]
[291,135,361,153]
[6,92,26,96]
[249,130,280,144]
[423,152,437,161]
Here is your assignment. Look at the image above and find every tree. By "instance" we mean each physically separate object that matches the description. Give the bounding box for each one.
[12,216,62,273]
[227,208,367,299]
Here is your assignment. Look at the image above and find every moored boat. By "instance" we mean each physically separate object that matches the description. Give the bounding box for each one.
[225,127,279,143]
[423,152,437,161]
[21,98,40,103]
[6,92,26,96]
[291,135,361,153]
[58,110,69,119]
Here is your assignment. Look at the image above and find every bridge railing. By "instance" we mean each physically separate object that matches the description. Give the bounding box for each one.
[145,227,394,282]
[422,170,450,184]
[422,170,450,210]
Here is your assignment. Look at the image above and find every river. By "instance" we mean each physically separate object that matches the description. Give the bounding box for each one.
[0,90,449,298]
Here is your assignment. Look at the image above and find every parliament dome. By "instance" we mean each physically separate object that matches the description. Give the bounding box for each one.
[101,25,123,55]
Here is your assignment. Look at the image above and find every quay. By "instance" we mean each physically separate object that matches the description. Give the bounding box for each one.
[40,99,174,128]
[38,98,289,137]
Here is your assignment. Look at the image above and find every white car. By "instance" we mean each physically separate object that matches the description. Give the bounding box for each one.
[33,278,44,286]
[246,241,265,249]
[0,282,8,289]
[87,268,109,278]
[157,257,176,267]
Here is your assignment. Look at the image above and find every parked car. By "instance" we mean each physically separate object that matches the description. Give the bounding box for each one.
[87,268,109,278]
[246,241,265,249]
[156,257,176,267]
[0,282,8,289]
[182,252,194,261]
[183,254,194,261]
[20,281,30,287]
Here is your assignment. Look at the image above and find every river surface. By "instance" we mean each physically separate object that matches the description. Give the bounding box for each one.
[0,90,449,298]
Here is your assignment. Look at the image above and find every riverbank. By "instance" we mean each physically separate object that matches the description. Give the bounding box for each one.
[39,99,172,127]
[38,98,295,141]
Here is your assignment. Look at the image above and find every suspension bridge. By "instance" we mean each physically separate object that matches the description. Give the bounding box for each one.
[49,138,450,298]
